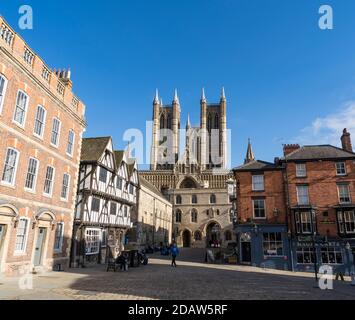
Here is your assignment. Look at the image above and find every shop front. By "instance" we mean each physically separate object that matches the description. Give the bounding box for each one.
[235,224,291,271]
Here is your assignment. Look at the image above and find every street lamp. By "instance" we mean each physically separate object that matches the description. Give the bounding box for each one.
[310,210,318,283]
[226,178,237,225]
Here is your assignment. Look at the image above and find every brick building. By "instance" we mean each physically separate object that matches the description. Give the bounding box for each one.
[233,140,290,270]
[0,17,86,275]
[233,129,355,273]
[281,129,355,273]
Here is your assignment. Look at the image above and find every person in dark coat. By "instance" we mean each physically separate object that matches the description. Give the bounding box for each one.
[170,243,179,267]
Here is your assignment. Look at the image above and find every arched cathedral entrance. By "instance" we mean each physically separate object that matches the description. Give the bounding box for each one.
[182,230,191,248]
[206,222,221,247]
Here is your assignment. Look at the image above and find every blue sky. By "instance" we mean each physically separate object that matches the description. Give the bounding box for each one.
[1,0,355,168]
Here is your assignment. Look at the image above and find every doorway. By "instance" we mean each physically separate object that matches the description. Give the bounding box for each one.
[241,242,251,264]
[0,224,7,269]
[206,222,221,247]
[182,230,191,248]
[34,228,47,266]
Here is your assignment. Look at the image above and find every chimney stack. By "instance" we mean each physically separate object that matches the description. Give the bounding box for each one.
[341,128,353,152]
[283,144,300,156]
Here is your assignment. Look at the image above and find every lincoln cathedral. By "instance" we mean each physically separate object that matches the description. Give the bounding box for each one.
[140,89,234,248]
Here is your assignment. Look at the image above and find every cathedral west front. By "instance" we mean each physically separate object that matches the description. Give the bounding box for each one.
[140,89,235,249]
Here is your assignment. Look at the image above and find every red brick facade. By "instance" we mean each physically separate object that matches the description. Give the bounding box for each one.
[0,17,86,275]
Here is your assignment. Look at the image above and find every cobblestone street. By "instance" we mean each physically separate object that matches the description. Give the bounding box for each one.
[0,249,355,300]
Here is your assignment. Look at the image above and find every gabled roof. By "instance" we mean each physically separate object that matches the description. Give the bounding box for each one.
[113,150,124,168]
[281,145,355,161]
[233,160,281,172]
[81,137,111,162]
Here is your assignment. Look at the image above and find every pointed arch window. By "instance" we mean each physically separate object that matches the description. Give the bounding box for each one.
[214,113,219,129]
[167,114,172,129]
[191,209,198,223]
[176,195,182,205]
[175,209,182,223]
[210,194,216,204]
[160,114,165,129]
[207,114,212,131]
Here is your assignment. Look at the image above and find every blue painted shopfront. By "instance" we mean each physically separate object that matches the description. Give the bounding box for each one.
[290,237,355,275]
[236,224,291,271]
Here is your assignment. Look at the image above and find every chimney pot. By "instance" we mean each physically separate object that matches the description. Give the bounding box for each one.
[341,128,353,152]
[283,144,300,156]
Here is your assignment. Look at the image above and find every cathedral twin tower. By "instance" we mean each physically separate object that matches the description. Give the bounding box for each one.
[150,88,228,173]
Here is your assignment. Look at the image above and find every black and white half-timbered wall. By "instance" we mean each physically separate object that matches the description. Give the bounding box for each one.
[70,137,139,267]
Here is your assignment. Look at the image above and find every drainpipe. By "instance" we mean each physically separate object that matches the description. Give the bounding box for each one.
[283,157,294,272]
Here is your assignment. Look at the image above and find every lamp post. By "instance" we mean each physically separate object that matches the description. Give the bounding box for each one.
[311,210,318,283]
[226,178,237,226]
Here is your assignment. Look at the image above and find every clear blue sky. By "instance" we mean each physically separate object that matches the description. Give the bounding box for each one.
[1,0,355,168]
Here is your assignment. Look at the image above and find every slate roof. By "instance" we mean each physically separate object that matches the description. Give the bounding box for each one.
[139,176,165,198]
[281,145,355,161]
[233,160,281,172]
[80,137,111,162]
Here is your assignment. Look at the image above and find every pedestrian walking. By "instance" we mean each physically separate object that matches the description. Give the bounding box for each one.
[171,243,179,267]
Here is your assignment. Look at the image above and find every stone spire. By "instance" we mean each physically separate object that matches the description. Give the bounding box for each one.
[160,98,163,106]
[173,88,179,104]
[244,139,255,164]
[221,87,226,101]
[186,113,191,129]
[153,89,159,104]
[201,88,206,102]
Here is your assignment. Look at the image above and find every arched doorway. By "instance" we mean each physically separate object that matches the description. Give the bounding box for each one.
[206,222,221,247]
[182,230,191,248]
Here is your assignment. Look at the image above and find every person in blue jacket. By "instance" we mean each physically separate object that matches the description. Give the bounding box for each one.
[170,243,179,267]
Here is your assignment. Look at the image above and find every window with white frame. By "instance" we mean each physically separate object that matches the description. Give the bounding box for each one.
[53,222,64,251]
[338,184,351,204]
[13,91,28,126]
[99,167,107,183]
[43,166,55,195]
[263,232,283,256]
[321,247,343,264]
[0,74,8,113]
[338,211,355,234]
[252,175,264,191]
[66,129,75,156]
[50,118,61,146]
[296,247,315,264]
[253,199,266,218]
[295,211,315,234]
[33,105,46,137]
[336,162,347,176]
[110,202,117,215]
[297,185,309,205]
[60,173,70,200]
[296,163,307,177]
[15,218,29,253]
[2,148,19,185]
[116,177,123,190]
[91,197,100,212]
[25,157,39,191]
[129,184,134,194]
[85,228,100,255]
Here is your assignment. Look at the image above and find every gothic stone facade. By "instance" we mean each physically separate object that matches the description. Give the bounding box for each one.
[141,89,234,248]
[0,17,86,275]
